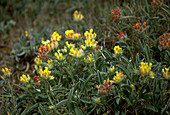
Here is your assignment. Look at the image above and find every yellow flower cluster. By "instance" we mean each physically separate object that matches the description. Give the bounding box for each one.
[110,71,124,83]
[84,29,97,39]
[139,62,154,79]
[47,59,53,69]
[55,52,65,61]
[2,67,11,77]
[51,32,62,41]
[69,47,84,58]
[42,40,50,45]
[114,45,122,56]
[108,66,115,73]
[39,67,54,80]
[85,38,98,49]
[65,41,75,49]
[35,65,42,70]
[73,10,84,21]
[20,74,31,83]
[65,30,82,41]
[84,54,93,63]
[34,57,42,65]
[162,68,170,79]
[25,30,32,39]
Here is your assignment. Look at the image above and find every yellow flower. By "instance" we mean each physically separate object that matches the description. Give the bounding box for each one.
[108,66,115,73]
[69,47,84,58]
[49,105,54,109]
[84,29,97,39]
[131,84,134,88]
[50,40,59,50]
[110,71,124,83]
[114,45,122,56]
[85,38,98,49]
[139,62,152,76]
[84,54,93,63]
[65,41,75,49]
[73,10,84,21]
[55,52,65,61]
[47,59,53,69]
[94,97,101,104]
[42,40,50,45]
[38,67,54,80]
[2,67,11,77]
[162,68,170,79]
[65,30,81,41]
[34,57,42,65]
[51,32,62,41]
[20,74,30,83]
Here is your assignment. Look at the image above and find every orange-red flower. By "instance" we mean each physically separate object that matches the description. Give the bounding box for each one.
[37,45,49,59]
[96,79,113,94]
[159,33,170,49]
[111,7,121,24]
[133,22,146,32]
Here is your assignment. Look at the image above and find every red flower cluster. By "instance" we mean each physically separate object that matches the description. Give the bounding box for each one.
[111,7,121,24]
[33,76,39,82]
[133,22,146,32]
[151,0,162,8]
[37,45,49,59]
[117,31,127,40]
[96,79,113,94]
[159,33,170,49]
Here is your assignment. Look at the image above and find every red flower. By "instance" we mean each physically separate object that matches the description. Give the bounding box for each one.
[33,76,39,82]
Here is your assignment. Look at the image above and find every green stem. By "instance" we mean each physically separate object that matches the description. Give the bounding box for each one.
[45,81,59,114]
[7,81,16,108]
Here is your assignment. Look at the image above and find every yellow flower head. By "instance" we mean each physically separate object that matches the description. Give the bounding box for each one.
[55,52,65,61]
[65,30,82,41]
[20,74,30,83]
[47,59,53,69]
[73,10,84,21]
[51,32,62,41]
[65,41,75,49]
[42,40,50,45]
[2,67,11,77]
[114,45,122,56]
[38,67,54,80]
[84,54,94,63]
[162,68,170,79]
[110,71,124,83]
[69,47,85,58]
[139,62,152,77]
[85,38,98,49]
[84,29,97,39]
[49,105,54,109]
[34,57,42,65]
[108,66,115,73]
[50,40,59,50]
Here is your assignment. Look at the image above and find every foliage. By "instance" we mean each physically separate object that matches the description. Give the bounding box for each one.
[0,0,170,114]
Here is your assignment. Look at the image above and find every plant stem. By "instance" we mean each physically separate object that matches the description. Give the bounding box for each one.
[7,81,16,108]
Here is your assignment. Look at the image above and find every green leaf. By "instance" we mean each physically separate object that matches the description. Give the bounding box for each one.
[121,84,132,93]
[116,64,131,80]
[75,107,83,115]
[21,103,38,115]
[95,56,103,70]
[55,99,67,109]
[14,84,27,91]
[80,97,91,104]
[67,88,74,105]
[143,105,158,112]
[38,104,47,115]
[145,44,151,62]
